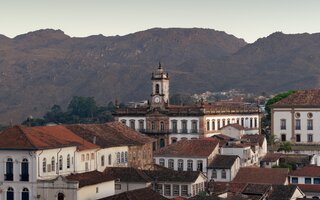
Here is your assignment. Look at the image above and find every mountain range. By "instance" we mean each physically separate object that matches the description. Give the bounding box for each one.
[1,28,320,124]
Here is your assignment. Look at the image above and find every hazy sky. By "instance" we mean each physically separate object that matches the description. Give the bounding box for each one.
[1,0,319,43]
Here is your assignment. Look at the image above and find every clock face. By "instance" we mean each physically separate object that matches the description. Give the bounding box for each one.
[154,96,160,103]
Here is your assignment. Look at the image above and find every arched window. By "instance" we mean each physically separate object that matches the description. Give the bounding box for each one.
[67,154,70,169]
[250,118,253,128]
[212,120,215,131]
[159,158,165,166]
[22,188,29,200]
[6,158,13,181]
[178,159,184,171]
[227,119,230,125]
[160,139,165,148]
[155,84,160,94]
[58,192,65,200]
[86,153,89,160]
[187,160,193,171]
[7,187,14,200]
[160,121,165,131]
[211,169,217,179]
[121,152,125,163]
[51,157,55,172]
[21,158,29,181]
[59,155,63,170]
[43,158,47,173]
[207,120,210,131]
[101,155,105,166]
[108,154,112,165]
[222,169,227,179]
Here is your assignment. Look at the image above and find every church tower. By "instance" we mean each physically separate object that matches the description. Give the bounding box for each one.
[151,63,170,108]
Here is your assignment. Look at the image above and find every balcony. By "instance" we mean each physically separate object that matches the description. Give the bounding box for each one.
[20,174,29,182]
[5,173,13,181]
[140,129,170,134]
[307,126,313,131]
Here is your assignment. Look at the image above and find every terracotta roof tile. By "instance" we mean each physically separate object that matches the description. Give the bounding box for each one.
[268,185,301,200]
[0,125,98,150]
[66,122,156,148]
[104,167,152,183]
[66,170,114,188]
[290,165,320,177]
[272,89,320,108]
[296,184,320,192]
[99,187,169,200]
[241,134,265,147]
[232,167,289,185]
[261,153,282,162]
[208,155,239,169]
[154,138,219,158]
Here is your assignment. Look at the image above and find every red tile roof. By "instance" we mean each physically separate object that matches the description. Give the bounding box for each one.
[272,89,320,108]
[296,184,320,192]
[208,155,239,169]
[66,122,156,148]
[154,138,219,158]
[232,167,289,185]
[99,187,169,200]
[290,165,320,177]
[66,170,115,188]
[261,153,282,162]
[241,134,265,147]
[0,125,98,150]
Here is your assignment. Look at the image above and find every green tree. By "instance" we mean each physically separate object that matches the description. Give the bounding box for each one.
[67,96,98,118]
[278,141,292,152]
[265,90,295,120]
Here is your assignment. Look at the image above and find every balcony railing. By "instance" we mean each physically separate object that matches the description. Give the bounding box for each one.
[20,174,29,182]
[308,126,313,130]
[140,129,171,134]
[5,173,13,181]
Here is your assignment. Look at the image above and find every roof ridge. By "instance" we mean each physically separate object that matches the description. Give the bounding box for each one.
[16,126,38,149]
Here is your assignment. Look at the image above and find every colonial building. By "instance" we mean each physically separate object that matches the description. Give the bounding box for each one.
[207,155,240,182]
[114,63,261,149]
[271,89,320,143]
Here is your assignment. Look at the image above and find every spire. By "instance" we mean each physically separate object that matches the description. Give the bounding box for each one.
[158,62,162,69]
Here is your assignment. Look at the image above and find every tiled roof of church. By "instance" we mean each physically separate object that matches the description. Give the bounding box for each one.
[272,89,320,108]
[66,122,155,148]
[0,125,98,150]
[154,138,219,158]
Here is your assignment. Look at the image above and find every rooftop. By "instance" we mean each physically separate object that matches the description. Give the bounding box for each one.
[154,138,219,158]
[241,134,265,147]
[66,122,155,148]
[221,123,245,130]
[208,155,239,169]
[268,185,301,200]
[261,153,282,162]
[0,125,98,150]
[272,89,320,108]
[232,167,289,185]
[66,170,115,188]
[290,165,320,177]
[104,167,152,183]
[99,187,168,200]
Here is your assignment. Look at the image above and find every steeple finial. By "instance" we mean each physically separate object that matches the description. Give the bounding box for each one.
[158,62,162,69]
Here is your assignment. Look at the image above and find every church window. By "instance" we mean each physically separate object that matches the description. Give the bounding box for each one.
[155,84,160,94]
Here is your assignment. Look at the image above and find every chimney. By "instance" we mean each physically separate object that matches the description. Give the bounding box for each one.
[93,136,96,144]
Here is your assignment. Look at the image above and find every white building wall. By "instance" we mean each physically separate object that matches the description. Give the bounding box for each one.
[77,180,115,200]
[205,114,260,131]
[154,157,208,174]
[117,117,147,131]
[96,146,129,172]
[115,182,151,194]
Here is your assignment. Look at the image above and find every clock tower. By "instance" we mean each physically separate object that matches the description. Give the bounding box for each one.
[151,62,170,108]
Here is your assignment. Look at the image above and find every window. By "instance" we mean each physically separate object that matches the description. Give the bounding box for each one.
[187,160,193,171]
[160,138,165,148]
[212,120,215,131]
[172,120,177,133]
[155,84,160,94]
[67,154,70,169]
[197,160,203,172]
[43,158,47,173]
[173,185,180,196]
[151,121,156,130]
[222,169,227,179]
[115,183,121,190]
[241,118,244,127]
[96,187,99,193]
[22,188,29,200]
[157,184,163,194]
[314,178,320,184]
[308,134,313,143]
[125,152,128,162]
[160,121,165,132]
[86,153,89,160]
[305,177,312,184]
[121,152,125,163]
[249,118,252,128]
[21,158,29,181]
[59,155,63,170]
[117,152,120,163]
[217,119,221,129]
[178,159,184,171]
[181,120,187,133]
[85,162,89,171]
[171,138,177,144]
[222,119,225,127]
[51,157,55,172]
[254,118,257,128]
[7,187,14,200]
[281,134,286,142]
[296,134,301,142]
[308,119,313,130]
[168,159,174,169]
[58,192,64,200]
[295,119,301,130]
[227,119,231,125]
[159,159,165,166]
[192,121,197,133]
[91,153,95,160]
[308,112,313,118]
[236,118,240,124]
[101,155,105,166]
[164,184,171,196]
[181,185,188,196]
[280,119,286,130]
[121,119,126,125]
[130,120,135,129]
[291,177,298,184]
[211,169,217,179]
[108,154,112,165]
[207,120,210,131]
[139,120,144,131]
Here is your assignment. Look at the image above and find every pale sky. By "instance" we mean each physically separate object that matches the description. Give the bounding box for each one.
[0,0,319,43]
